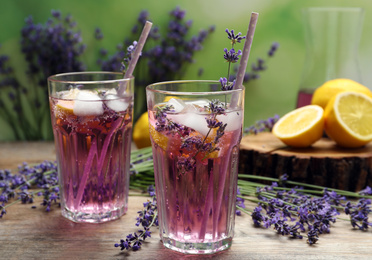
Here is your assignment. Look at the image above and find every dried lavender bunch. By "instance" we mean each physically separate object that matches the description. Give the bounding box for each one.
[238,174,372,245]
[0,161,59,218]
[0,10,86,140]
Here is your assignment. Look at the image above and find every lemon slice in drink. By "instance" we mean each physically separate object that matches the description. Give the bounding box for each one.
[56,100,74,115]
[272,105,324,147]
[149,124,169,151]
[324,91,372,148]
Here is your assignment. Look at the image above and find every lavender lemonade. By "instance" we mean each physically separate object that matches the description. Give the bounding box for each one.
[147,81,244,254]
[48,72,134,223]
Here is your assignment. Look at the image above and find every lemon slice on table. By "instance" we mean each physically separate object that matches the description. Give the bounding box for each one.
[272,105,324,147]
[311,78,372,109]
[324,91,372,148]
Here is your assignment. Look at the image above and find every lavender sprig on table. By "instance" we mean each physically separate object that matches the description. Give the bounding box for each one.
[0,161,60,217]
[115,185,158,251]
[238,174,372,245]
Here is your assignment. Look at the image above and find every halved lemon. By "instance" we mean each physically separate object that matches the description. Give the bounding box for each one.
[311,78,372,109]
[272,105,324,147]
[324,91,372,148]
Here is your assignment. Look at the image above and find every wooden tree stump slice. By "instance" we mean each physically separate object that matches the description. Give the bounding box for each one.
[239,132,372,192]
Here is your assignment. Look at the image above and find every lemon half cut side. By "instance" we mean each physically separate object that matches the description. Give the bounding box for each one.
[324,91,372,148]
[272,105,324,147]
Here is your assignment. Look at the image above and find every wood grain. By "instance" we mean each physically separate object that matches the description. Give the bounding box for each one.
[239,132,372,191]
[0,141,371,259]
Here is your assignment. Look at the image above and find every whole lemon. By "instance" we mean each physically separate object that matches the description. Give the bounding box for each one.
[132,112,152,149]
[311,78,372,109]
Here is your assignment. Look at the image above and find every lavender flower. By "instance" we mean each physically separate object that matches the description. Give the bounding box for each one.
[236,187,246,216]
[220,29,245,91]
[224,48,242,63]
[225,29,246,44]
[120,41,138,74]
[244,114,280,135]
[345,199,372,231]
[233,42,280,84]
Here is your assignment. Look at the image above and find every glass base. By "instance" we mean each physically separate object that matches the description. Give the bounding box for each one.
[162,236,232,254]
[61,205,127,223]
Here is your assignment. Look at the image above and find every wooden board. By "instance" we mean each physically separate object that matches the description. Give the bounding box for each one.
[1,141,372,259]
[239,132,372,192]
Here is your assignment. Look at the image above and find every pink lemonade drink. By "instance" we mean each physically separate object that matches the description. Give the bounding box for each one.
[146,81,244,254]
[48,72,134,223]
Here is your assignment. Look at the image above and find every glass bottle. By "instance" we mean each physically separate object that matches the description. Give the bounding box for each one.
[296,7,364,108]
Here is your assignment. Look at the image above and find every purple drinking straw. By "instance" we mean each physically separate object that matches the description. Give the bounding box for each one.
[231,12,259,107]
[117,21,153,96]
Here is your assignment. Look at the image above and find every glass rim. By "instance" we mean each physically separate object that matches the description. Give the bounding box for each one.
[146,80,245,95]
[47,71,133,85]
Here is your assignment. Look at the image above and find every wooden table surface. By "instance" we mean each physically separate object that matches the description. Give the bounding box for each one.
[0,142,371,260]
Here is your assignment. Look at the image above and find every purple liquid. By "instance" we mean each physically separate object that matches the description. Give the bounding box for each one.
[149,110,242,253]
[296,89,314,108]
[49,96,132,223]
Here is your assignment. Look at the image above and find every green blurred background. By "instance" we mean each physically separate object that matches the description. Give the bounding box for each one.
[1,0,372,141]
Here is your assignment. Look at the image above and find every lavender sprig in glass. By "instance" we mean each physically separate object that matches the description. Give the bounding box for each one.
[220,29,245,91]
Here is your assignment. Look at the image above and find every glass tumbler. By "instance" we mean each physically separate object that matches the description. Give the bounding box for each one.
[48,72,134,223]
[146,80,244,254]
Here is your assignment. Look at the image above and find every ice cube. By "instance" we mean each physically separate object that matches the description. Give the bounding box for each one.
[105,94,129,112]
[60,87,80,99]
[105,88,118,95]
[183,99,210,113]
[166,98,186,113]
[73,91,104,116]
[217,110,243,131]
[168,112,210,136]
[184,99,210,108]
